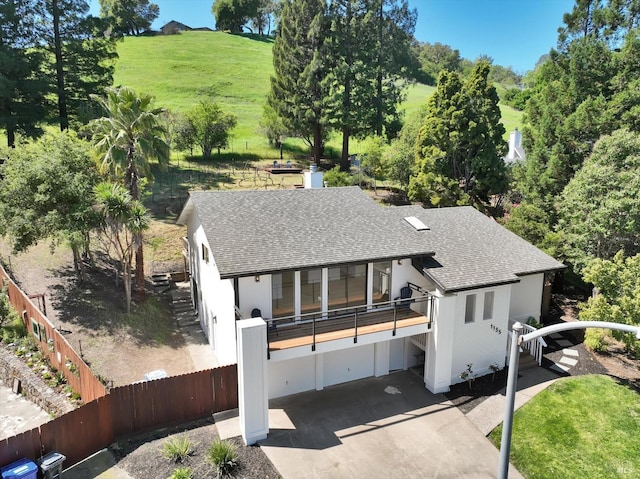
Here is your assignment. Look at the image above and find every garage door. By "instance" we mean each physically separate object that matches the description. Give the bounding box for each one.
[323,344,374,387]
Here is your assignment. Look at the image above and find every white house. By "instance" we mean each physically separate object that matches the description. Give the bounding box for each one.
[176,185,563,399]
[504,128,526,163]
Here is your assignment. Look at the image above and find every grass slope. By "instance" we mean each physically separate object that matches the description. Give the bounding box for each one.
[490,375,640,479]
[113,31,522,158]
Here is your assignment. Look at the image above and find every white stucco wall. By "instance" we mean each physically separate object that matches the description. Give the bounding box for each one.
[509,273,544,322]
[392,260,434,297]
[186,214,237,365]
[449,284,511,385]
[238,275,272,319]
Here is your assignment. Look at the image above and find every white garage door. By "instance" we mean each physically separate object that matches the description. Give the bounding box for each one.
[324,344,374,387]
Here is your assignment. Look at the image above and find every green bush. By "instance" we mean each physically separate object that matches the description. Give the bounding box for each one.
[1,316,26,343]
[323,165,353,187]
[584,328,609,353]
[208,438,238,478]
[168,466,192,479]
[161,436,194,463]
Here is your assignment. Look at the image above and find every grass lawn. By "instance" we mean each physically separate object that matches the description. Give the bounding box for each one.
[113,32,522,159]
[489,375,640,479]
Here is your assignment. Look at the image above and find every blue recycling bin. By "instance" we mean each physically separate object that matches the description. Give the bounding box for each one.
[0,458,38,479]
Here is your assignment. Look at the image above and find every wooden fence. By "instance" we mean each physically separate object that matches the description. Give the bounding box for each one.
[0,265,107,402]
[1,263,239,468]
[0,365,238,467]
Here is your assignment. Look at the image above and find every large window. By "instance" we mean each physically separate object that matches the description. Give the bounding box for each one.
[328,264,367,311]
[300,269,322,315]
[372,261,391,304]
[465,294,476,323]
[272,271,294,318]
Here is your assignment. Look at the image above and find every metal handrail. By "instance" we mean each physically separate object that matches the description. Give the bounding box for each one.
[268,294,435,351]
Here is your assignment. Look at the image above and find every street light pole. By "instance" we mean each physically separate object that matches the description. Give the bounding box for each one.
[498,322,523,479]
[497,321,640,479]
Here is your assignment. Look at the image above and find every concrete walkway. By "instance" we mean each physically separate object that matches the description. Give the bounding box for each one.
[465,358,560,435]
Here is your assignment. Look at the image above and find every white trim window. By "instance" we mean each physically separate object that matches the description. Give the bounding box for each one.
[483,291,495,320]
[465,294,476,323]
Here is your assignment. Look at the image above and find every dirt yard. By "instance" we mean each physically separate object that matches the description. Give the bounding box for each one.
[0,229,194,387]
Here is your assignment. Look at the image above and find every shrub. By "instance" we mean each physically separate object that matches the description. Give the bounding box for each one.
[323,165,353,187]
[459,363,476,390]
[208,438,238,478]
[168,466,192,479]
[584,328,610,353]
[161,436,194,463]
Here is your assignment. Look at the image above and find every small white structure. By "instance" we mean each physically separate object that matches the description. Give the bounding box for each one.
[303,165,324,189]
[176,187,563,402]
[504,128,526,163]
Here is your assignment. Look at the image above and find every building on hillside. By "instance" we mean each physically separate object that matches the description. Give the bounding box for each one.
[176,175,563,399]
[504,128,526,163]
[161,20,192,35]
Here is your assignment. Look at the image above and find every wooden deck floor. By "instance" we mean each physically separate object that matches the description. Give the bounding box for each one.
[268,308,431,351]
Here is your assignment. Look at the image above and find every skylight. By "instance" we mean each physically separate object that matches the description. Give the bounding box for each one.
[404,216,429,231]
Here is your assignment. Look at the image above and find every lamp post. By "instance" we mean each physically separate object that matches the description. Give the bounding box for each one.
[498,321,640,479]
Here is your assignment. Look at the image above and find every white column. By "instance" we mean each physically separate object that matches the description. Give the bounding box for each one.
[236,318,268,445]
[374,341,390,377]
[424,294,456,393]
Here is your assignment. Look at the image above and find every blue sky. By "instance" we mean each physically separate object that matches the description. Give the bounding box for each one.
[89,0,576,72]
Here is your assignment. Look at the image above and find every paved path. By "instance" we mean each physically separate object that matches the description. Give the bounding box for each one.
[0,379,51,440]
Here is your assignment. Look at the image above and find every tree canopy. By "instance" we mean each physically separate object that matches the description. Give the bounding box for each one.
[0,132,100,276]
[179,101,237,159]
[268,0,327,164]
[99,0,159,35]
[409,61,507,207]
[557,129,640,272]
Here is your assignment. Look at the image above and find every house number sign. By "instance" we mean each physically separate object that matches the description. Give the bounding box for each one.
[490,324,502,335]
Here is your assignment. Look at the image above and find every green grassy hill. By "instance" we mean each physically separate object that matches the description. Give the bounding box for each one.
[113,31,522,159]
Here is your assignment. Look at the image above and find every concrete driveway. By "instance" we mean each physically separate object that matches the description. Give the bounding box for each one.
[259,371,523,479]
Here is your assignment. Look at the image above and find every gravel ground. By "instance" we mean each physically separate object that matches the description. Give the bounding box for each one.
[113,418,280,479]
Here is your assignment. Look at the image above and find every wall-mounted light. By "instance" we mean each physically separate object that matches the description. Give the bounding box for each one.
[397,259,402,265]
[255,275,260,282]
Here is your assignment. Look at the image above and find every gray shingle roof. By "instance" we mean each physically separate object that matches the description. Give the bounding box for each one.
[387,205,565,292]
[177,187,564,291]
[178,187,436,279]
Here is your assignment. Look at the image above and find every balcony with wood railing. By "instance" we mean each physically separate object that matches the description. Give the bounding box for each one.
[265,294,435,357]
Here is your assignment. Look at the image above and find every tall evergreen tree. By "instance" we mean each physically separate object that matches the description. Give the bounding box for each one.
[46,0,117,131]
[409,61,507,207]
[324,0,371,170]
[0,0,49,147]
[366,0,416,138]
[268,0,327,164]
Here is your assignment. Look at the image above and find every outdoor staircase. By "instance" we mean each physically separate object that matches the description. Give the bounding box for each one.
[151,273,171,293]
[171,285,203,340]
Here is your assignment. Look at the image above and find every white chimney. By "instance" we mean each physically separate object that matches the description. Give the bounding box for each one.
[304,165,324,189]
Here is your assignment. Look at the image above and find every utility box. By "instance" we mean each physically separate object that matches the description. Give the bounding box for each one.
[0,458,38,479]
[39,452,66,479]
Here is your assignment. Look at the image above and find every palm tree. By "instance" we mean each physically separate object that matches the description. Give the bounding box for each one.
[94,182,149,314]
[90,87,169,294]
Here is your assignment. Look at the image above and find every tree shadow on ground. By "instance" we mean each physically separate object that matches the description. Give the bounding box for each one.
[46,253,177,347]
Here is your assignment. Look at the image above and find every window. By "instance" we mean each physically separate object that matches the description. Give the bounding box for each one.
[483,291,494,320]
[328,264,367,311]
[202,244,209,263]
[372,261,392,304]
[301,269,322,315]
[465,294,476,323]
[272,271,294,318]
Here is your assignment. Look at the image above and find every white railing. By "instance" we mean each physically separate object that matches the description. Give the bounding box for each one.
[506,320,543,366]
